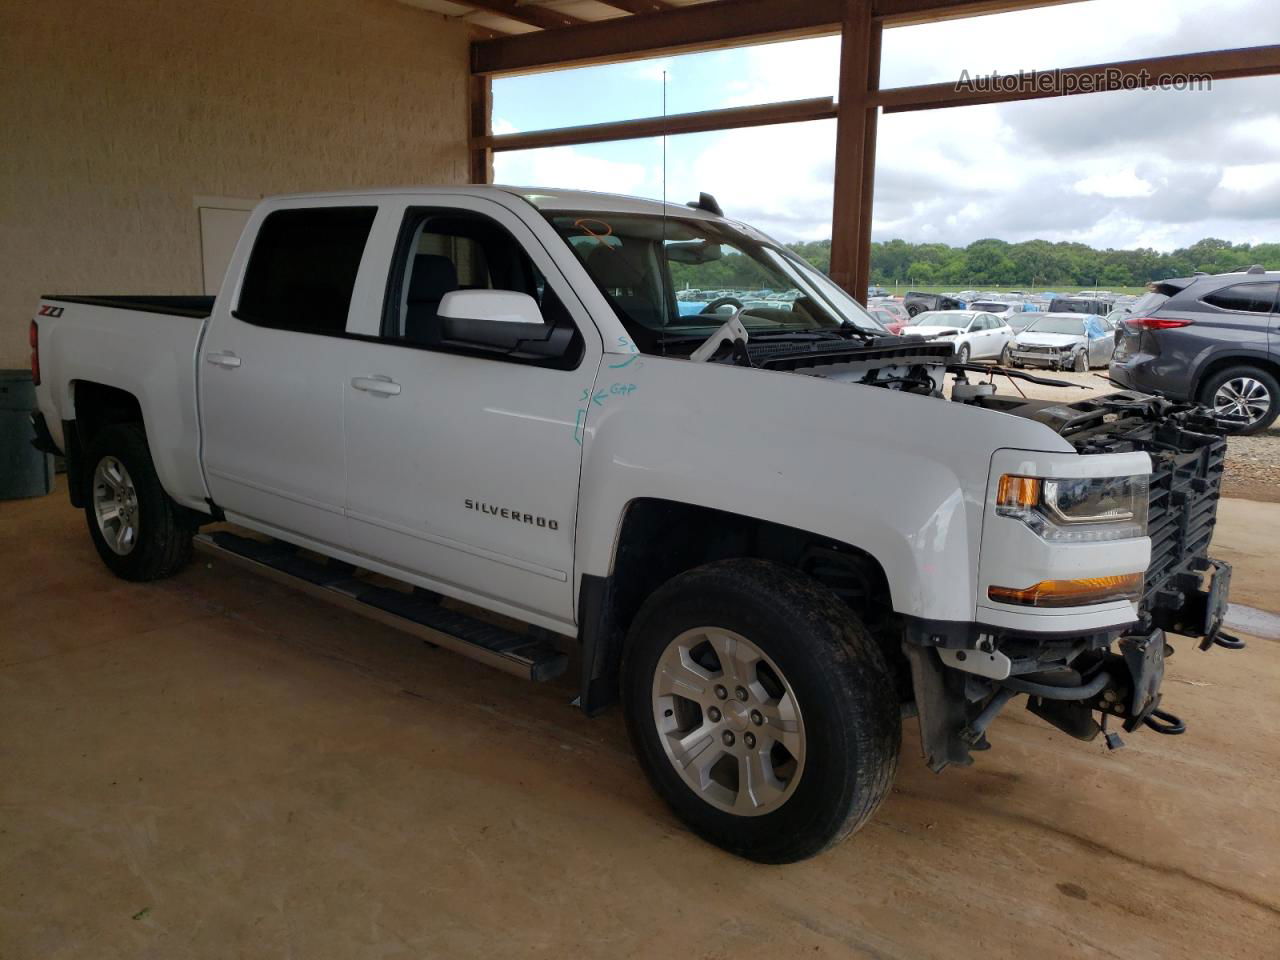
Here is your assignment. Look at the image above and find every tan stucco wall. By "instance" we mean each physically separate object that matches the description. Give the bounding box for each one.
[0,0,471,368]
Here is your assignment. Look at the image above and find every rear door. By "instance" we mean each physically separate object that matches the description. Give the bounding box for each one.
[970,314,998,357]
[199,202,379,550]
[340,194,601,625]
[1196,281,1278,353]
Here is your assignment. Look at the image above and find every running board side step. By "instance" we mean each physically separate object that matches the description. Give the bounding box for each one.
[194,532,569,682]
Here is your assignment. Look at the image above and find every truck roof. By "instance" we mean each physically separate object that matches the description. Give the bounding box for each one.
[266,184,721,220]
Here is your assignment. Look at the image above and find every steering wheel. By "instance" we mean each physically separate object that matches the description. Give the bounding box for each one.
[700,296,744,316]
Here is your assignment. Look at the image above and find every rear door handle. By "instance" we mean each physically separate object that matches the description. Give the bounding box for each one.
[205,351,241,368]
[351,375,401,397]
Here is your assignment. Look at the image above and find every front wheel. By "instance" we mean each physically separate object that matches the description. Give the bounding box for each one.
[1000,343,1014,365]
[955,343,971,364]
[622,559,901,863]
[1073,349,1089,373]
[83,423,195,581]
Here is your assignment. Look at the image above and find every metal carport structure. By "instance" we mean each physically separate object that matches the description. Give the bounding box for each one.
[419,0,1280,297]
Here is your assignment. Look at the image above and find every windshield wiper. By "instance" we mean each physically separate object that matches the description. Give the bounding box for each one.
[839,320,880,342]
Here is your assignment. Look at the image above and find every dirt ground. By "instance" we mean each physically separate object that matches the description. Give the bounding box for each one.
[2,483,1278,960]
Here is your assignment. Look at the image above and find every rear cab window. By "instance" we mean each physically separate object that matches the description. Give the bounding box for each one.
[236,207,377,334]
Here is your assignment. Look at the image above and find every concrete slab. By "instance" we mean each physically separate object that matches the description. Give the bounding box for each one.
[2,483,1278,959]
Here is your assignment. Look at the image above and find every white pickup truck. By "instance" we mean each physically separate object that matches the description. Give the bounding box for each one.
[29,186,1241,862]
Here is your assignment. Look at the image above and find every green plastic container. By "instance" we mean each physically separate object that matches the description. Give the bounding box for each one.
[1,370,54,499]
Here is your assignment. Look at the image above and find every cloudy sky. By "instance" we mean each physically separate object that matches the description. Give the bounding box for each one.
[493,0,1280,251]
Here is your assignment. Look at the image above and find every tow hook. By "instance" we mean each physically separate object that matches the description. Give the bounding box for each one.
[1200,630,1246,651]
[1143,707,1186,735]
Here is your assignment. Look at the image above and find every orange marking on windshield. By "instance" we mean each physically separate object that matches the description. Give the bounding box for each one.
[573,218,615,248]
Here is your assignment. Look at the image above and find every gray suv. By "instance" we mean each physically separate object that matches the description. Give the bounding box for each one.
[1110,268,1279,434]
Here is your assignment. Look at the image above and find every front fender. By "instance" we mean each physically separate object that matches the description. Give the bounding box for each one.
[572,353,1073,623]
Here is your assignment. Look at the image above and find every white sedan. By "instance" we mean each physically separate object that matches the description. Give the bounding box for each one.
[899,310,1015,363]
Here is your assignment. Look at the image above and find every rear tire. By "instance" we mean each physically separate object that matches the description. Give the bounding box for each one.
[1198,365,1280,435]
[622,559,900,863]
[83,423,195,581]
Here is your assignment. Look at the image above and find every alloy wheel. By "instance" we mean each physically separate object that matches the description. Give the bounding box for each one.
[92,456,140,556]
[1213,376,1271,426]
[651,627,805,816]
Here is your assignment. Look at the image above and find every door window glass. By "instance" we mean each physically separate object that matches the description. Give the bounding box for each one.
[384,209,582,368]
[237,207,376,334]
[1201,282,1278,314]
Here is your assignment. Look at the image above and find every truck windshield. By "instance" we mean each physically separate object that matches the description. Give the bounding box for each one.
[545,212,886,352]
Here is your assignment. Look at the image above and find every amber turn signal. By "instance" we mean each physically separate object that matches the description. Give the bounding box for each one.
[988,573,1143,608]
[996,474,1039,509]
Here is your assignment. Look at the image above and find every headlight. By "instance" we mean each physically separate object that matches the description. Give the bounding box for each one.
[995,473,1148,542]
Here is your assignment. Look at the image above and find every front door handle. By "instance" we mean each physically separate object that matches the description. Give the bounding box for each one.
[205,351,242,368]
[351,375,401,397]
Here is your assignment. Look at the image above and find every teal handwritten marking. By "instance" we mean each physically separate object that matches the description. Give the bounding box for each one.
[608,335,639,369]
[572,374,640,444]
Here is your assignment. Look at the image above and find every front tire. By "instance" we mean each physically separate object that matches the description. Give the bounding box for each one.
[1000,343,1013,366]
[1199,365,1279,434]
[622,559,900,863]
[955,343,971,364]
[84,423,195,581]
[1073,349,1089,373]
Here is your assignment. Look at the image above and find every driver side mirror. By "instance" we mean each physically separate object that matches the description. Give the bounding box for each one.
[438,290,573,359]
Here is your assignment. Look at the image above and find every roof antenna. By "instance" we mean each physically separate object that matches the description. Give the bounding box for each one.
[660,68,670,355]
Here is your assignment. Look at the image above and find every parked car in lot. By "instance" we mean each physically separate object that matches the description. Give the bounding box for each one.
[1111,268,1280,434]
[903,291,963,317]
[901,309,1014,362]
[967,300,1023,322]
[1006,313,1115,371]
[1050,296,1111,315]
[27,185,1240,863]
[868,299,910,334]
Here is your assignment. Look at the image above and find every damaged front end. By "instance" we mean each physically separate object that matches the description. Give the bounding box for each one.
[906,392,1245,771]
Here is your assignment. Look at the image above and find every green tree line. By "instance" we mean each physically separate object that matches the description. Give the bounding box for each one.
[668,236,1279,293]
[792,236,1280,288]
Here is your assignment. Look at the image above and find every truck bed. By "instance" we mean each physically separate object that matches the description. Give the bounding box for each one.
[44,295,214,319]
[33,294,210,513]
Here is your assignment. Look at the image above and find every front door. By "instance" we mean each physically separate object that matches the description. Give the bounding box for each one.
[199,203,378,549]
[341,197,600,624]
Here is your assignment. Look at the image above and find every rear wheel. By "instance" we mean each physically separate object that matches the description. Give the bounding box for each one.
[84,423,195,580]
[622,559,900,863]
[1199,365,1280,435]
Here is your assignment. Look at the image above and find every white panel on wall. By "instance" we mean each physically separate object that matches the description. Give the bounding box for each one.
[197,200,256,296]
